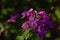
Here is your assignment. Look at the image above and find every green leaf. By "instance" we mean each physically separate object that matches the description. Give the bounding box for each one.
[45,32,51,38]
[16,28,32,40]
[22,28,32,38]
[29,32,42,40]
[0,23,5,32]
[55,7,60,19]
[16,36,24,40]
[35,34,42,40]
[51,15,56,21]
[48,0,53,3]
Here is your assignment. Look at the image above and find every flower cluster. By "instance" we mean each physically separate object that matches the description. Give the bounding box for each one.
[21,8,54,38]
[7,8,54,39]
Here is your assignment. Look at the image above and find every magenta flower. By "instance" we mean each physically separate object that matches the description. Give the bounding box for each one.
[21,8,33,18]
[7,11,19,22]
[21,8,54,39]
[21,21,29,31]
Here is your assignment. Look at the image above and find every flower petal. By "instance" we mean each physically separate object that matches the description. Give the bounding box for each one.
[21,22,29,31]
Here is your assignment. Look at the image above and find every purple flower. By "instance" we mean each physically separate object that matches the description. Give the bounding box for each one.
[34,25,50,38]
[7,11,19,22]
[28,15,34,21]
[21,21,29,31]
[38,11,46,17]
[33,15,54,39]
[21,8,39,30]
[21,8,33,18]
[21,20,38,31]
[21,8,54,39]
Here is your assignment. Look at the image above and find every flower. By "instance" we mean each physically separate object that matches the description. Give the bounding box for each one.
[21,8,33,18]
[21,8,39,30]
[33,14,54,38]
[7,11,19,22]
[21,8,54,39]
[21,21,29,31]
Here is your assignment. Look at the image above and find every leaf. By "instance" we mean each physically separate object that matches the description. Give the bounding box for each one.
[34,34,42,40]
[16,36,24,40]
[22,28,32,38]
[48,0,53,3]
[55,7,60,19]
[45,32,51,38]
[0,23,5,32]
[51,15,56,21]
[29,32,42,40]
